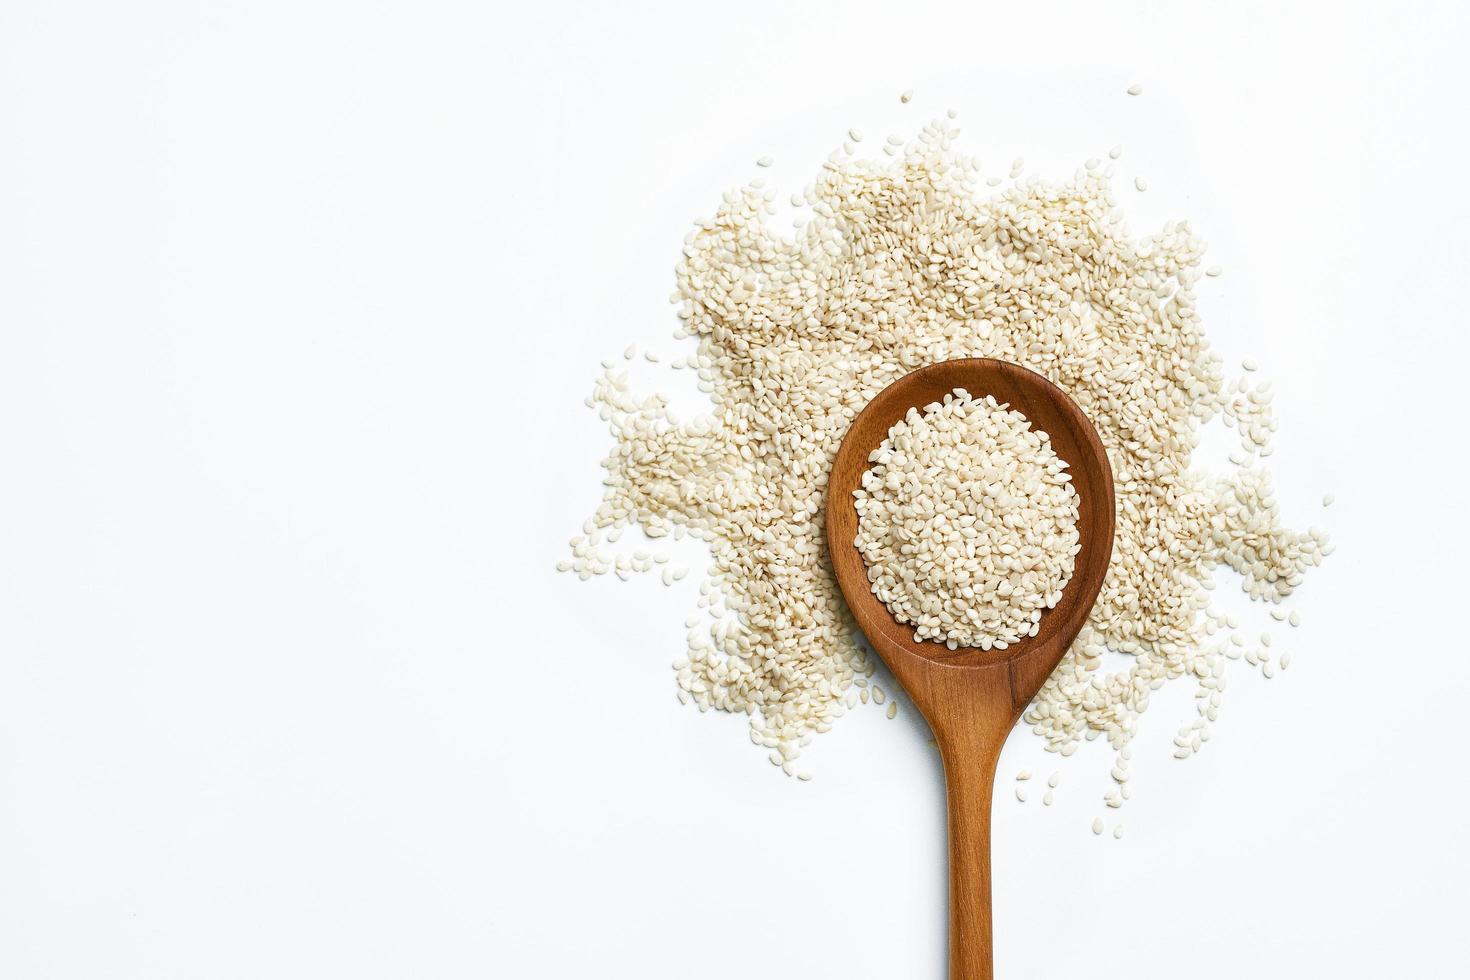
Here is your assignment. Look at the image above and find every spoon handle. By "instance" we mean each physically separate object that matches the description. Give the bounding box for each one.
[939,726,1006,980]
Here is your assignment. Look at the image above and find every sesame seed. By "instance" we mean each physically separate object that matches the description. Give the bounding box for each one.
[560,107,1333,821]
[1127,84,1143,95]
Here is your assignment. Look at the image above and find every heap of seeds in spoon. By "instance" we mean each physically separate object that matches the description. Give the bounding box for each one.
[559,110,1332,802]
[853,390,1081,652]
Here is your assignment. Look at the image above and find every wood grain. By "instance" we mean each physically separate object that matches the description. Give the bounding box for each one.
[826,358,1115,980]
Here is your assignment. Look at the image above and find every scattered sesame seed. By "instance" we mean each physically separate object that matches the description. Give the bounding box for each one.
[1134,177,1149,192]
[900,89,913,103]
[1322,493,1335,507]
[1127,84,1143,96]
[562,109,1333,827]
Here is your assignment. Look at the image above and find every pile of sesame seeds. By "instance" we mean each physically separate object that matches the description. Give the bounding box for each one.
[853,390,1080,651]
[558,103,1333,815]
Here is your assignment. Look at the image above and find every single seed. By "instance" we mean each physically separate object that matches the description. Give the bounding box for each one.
[1092,819,1104,835]
[1323,493,1335,507]
[886,702,897,719]
[756,156,773,167]
[1016,788,1028,803]
[1134,177,1148,192]
[900,89,913,103]
[1289,612,1301,627]
[1127,84,1143,95]
[1113,824,1125,839]
[1242,358,1258,371]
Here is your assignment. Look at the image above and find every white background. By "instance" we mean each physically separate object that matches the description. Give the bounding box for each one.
[2,1,1468,977]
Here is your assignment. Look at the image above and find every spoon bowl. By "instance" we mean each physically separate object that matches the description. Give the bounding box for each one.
[826,357,1115,980]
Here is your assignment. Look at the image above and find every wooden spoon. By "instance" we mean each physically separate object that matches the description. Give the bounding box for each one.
[826,358,1115,980]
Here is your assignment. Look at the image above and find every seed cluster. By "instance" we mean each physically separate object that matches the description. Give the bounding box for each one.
[853,391,1080,650]
[559,109,1331,803]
